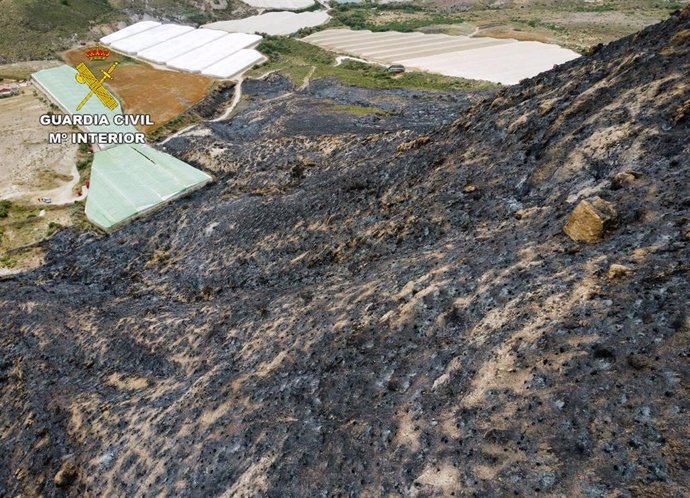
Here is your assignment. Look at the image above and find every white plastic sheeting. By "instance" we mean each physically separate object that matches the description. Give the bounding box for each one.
[239,0,315,9]
[100,21,161,44]
[204,11,330,36]
[137,28,228,64]
[166,33,262,73]
[99,23,265,79]
[108,24,196,55]
[201,49,266,79]
[399,42,581,85]
[302,29,580,85]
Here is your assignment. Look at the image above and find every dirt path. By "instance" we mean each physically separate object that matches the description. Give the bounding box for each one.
[158,124,199,146]
[334,56,386,68]
[6,159,82,205]
[211,78,245,122]
[298,66,316,91]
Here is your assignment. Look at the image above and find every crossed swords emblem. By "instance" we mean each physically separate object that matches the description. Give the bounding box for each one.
[75,61,119,111]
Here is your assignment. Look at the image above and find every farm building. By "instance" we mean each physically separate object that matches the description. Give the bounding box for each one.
[200,49,265,79]
[238,0,315,10]
[165,33,263,74]
[100,21,162,45]
[109,24,196,56]
[137,29,227,64]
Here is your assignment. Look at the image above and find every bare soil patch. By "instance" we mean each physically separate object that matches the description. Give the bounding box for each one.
[0,89,78,203]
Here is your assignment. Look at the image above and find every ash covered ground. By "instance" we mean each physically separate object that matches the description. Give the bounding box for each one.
[1,9,689,498]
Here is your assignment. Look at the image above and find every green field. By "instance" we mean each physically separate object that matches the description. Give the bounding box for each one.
[328,3,466,33]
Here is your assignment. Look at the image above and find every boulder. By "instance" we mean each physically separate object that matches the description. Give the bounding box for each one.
[54,459,77,488]
[564,197,618,243]
[607,263,631,279]
[610,171,641,189]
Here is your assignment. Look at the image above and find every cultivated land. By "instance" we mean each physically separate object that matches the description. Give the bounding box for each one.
[248,1,687,88]
[302,29,580,85]
[249,36,499,91]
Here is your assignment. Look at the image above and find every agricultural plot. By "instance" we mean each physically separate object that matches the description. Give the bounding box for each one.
[204,11,331,36]
[85,144,212,231]
[101,24,264,80]
[302,29,580,85]
[109,24,195,55]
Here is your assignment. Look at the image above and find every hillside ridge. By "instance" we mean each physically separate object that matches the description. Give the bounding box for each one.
[0,7,688,497]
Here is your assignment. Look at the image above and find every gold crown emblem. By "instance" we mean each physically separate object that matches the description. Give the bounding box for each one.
[86,44,110,61]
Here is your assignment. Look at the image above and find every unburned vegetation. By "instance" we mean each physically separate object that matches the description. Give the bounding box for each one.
[253,36,498,91]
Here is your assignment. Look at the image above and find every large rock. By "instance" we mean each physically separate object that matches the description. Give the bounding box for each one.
[564,196,618,243]
[54,459,77,488]
[607,263,632,279]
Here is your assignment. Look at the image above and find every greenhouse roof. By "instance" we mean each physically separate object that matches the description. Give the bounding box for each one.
[85,144,212,231]
[32,64,137,146]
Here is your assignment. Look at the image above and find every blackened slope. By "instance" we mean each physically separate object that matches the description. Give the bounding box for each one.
[1,8,689,498]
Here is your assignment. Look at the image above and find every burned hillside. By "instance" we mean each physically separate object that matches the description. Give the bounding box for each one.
[1,8,689,498]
